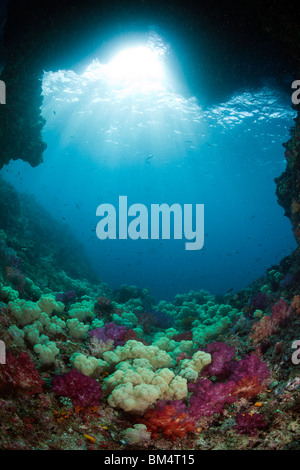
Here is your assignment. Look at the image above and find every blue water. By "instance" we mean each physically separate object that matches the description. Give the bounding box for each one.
[1,41,297,302]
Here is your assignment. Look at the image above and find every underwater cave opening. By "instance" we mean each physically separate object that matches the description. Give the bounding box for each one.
[1,32,298,302]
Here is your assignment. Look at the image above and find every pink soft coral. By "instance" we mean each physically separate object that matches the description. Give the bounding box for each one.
[250,298,292,343]
[271,298,292,323]
[249,315,276,343]
[52,369,102,407]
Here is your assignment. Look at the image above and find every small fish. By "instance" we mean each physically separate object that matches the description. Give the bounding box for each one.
[146,155,154,162]
[120,439,129,445]
[53,110,56,115]
[226,288,234,294]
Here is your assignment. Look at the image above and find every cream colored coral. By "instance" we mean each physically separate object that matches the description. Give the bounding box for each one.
[67,318,89,338]
[153,335,177,352]
[179,350,211,382]
[112,311,138,329]
[8,299,41,325]
[70,353,106,377]
[68,300,94,321]
[0,285,19,301]
[38,294,64,316]
[178,340,194,354]
[24,322,49,345]
[34,340,59,365]
[104,359,187,414]
[122,424,151,445]
[7,325,25,347]
[108,382,159,414]
[103,340,172,369]
[39,312,66,336]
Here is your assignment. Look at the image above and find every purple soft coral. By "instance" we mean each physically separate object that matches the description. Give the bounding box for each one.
[231,353,270,385]
[188,343,270,418]
[188,378,236,418]
[233,412,267,436]
[55,290,76,305]
[52,369,102,407]
[203,342,236,379]
[89,322,128,347]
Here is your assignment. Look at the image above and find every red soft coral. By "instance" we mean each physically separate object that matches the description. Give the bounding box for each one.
[0,350,43,395]
[139,401,196,441]
[232,376,263,399]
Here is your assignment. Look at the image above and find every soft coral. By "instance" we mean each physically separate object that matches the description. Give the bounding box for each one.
[139,401,196,441]
[233,412,267,436]
[52,369,102,407]
[0,350,43,395]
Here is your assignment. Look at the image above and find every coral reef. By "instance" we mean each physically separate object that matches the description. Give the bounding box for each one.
[0,1,299,451]
[0,235,299,450]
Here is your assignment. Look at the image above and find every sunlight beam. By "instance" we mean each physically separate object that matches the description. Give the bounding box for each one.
[103,45,166,92]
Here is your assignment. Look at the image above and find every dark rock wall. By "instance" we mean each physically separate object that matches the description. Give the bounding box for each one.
[275,112,300,246]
